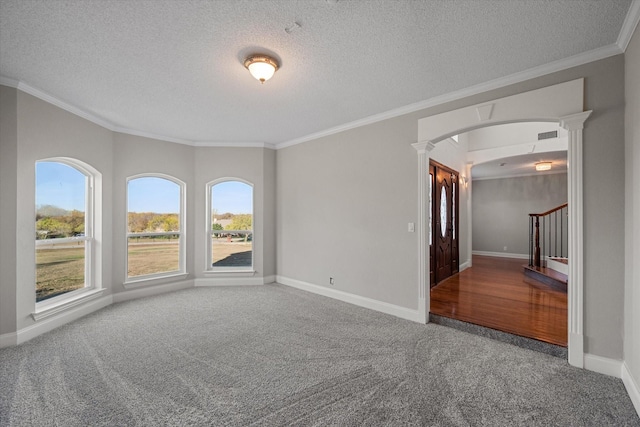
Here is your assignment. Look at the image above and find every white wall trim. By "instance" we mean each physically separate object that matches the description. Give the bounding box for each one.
[472,170,567,181]
[459,260,471,271]
[561,110,591,368]
[1,33,625,152]
[412,140,431,324]
[276,46,620,150]
[0,76,19,88]
[4,295,113,348]
[583,353,623,378]
[113,279,194,303]
[618,0,640,52]
[0,77,275,149]
[472,250,529,260]
[192,141,276,149]
[276,275,422,323]
[194,276,267,287]
[622,362,640,416]
[32,288,106,322]
[0,331,17,348]
[10,80,118,131]
[417,80,588,368]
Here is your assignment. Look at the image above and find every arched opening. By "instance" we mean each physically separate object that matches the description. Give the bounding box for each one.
[126,174,186,282]
[430,123,570,347]
[34,157,102,309]
[414,79,591,367]
[206,179,254,270]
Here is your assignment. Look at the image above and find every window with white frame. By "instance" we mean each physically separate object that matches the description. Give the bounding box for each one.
[126,175,185,281]
[35,159,95,303]
[207,179,253,270]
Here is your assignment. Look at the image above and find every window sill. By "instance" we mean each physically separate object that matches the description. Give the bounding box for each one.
[203,269,256,277]
[32,288,106,322]
[123,272,189,289]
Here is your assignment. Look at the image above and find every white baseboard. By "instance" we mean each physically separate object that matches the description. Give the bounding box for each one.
[472,250,529,260]
[4,294,113,348]
[568,332,584,368]
[276,275,422,323]
[0,331,17,348]
[622,362,640,417]
[194,276,269,286]
[583,353,623,378]
[459,260,471,271]
[546,258,569,275]
[113,279,194,303]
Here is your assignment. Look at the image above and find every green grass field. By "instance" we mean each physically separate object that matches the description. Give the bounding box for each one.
[36,245,85,301]
[36,239,253,301]
[127,241,180,277]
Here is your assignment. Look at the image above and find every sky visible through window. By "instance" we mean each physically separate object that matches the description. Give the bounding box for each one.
[212,181,252,214]
[36,163,252,215]
[128,177,180,213]
[36,162,85,211]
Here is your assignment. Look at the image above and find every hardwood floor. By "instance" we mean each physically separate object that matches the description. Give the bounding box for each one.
[430,255,568,346]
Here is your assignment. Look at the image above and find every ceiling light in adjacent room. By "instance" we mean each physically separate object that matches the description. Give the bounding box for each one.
[535,162,552,171]
[244,55,279,84]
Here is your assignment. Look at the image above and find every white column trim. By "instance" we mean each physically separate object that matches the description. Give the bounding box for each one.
[560,110,592,368]
[412,140,436,323]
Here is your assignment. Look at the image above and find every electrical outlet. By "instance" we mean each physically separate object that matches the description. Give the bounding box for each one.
[329,277,334,285]
[408,222,415,232]
[503,246,507,251]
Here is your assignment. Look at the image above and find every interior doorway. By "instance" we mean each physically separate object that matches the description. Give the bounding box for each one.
[429,160,459,287]
[429,131,569,347]
[414,78,590,367]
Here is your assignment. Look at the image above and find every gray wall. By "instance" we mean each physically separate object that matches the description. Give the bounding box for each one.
[0,51,631,363]
[0,86,18,335]
[14,90,115,331]
[472,173,568,255]
[193,146,276,279]
[277,120,420,309]
[277,54,626,359]
[112,133,196,290]
[624,23,640,396]
[0,90,275,337]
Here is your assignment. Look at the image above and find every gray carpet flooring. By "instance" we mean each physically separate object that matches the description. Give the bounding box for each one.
[1,284,638,426]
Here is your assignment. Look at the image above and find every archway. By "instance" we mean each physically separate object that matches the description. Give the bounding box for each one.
[413,79,591,367]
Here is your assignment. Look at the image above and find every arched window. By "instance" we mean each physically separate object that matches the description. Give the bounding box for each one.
[126,175,185,281]
[207,179,253,270]
[35,159,96,303]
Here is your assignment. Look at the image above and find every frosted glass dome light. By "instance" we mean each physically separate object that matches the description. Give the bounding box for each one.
[244,55,279,84]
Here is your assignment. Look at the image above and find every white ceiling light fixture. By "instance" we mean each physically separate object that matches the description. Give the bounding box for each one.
[535,161,552,171]
[244,54,279,84]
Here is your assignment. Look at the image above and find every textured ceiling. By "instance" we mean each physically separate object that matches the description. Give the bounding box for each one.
[0,0,635,146]
[471,151,568,180]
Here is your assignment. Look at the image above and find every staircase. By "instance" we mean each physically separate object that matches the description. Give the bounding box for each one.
[524,204,568,291]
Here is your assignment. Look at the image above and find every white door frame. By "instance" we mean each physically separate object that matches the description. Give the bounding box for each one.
[413,79,591,368]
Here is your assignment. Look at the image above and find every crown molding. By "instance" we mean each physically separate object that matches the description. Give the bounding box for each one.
[411,140,436,153]
[0,27,629,152]
[275,43,622,150]
[618,0,640,52]
[113,126,194,145]
[5,79,118,132]
[471,169,567,182]
[192,141,276,149]
[0,77,274,149]
[0,76,19,88]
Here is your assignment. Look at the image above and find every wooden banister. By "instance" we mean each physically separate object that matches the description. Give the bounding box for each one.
[529,203,568,218]
[528,203,568,268]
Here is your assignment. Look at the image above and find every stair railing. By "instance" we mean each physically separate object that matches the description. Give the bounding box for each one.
[529,203,568,268]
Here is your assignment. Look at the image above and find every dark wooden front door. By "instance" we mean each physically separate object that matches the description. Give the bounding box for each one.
[430,160,459,287]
